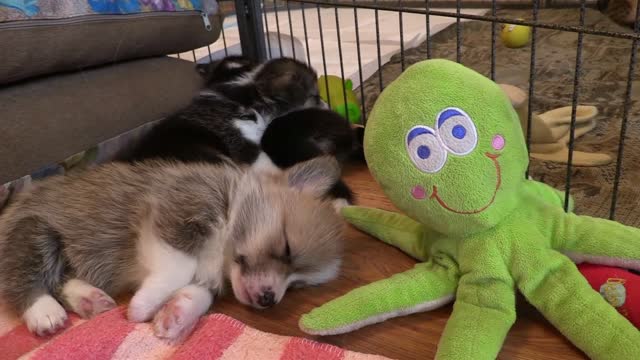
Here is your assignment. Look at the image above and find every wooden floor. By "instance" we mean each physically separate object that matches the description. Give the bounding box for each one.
[214,163,587,360]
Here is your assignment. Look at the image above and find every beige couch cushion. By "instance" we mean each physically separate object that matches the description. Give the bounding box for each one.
[0,56,204,184]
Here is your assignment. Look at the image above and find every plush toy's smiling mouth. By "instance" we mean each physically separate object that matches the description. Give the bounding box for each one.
[420,152,502,214]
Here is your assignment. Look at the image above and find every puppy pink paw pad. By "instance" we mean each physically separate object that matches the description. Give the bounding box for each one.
[77,290,116,318]
[153,296,197,340]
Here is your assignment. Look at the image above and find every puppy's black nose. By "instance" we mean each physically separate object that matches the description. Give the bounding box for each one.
[257,290,276,308]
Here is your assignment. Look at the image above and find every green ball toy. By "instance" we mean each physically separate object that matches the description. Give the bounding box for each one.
[500,20,531,48]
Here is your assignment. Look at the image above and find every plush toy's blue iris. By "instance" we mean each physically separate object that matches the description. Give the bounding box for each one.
[452,125,466,139]
[417,146,431,159]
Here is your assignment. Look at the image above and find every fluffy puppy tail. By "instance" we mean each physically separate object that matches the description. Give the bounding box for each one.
[0,216,66,314]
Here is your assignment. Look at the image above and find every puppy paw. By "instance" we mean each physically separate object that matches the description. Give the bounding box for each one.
[152,293,200,340]
[63,279,116,318]
[127,297,161,323]
[23,295,68,336]
[77,290,116,318]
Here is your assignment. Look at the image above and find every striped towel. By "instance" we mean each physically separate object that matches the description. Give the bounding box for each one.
[0,305,390,360]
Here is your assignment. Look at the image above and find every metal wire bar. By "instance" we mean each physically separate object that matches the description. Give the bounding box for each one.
[490,0,497,80]
[399,6,405,71]
[425,0,431,59]
[563,0,587,212]
[317,4,332,108]
[455,0,461,62]
[274,0,284,56]
[299,0,598,7]
[524,0,540,178]
[286,0,297,59]
[374,0,383,90]
[300,3,312,65]
[291,0,640,40]
[352,0,367,121]
[177,52,181,59]
[206,44,213,62]
[234,0,266,61]
[610,4,640,220]
[335,7,351,123]
[262,0,273,59]
[221,21,229,56]
[192,50,197,62]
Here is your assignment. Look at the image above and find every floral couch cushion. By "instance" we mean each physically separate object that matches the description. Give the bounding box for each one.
[0,0,219,20]
[0,0,222,84]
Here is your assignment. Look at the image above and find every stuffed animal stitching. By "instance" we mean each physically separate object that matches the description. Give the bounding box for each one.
[299,59,640,359]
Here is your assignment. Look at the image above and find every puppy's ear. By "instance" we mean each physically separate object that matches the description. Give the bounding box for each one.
[286,157,341,198]
[254,59,318,103]
[257,71,295,94]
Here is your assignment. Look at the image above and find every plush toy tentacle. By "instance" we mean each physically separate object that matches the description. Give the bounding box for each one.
[342,206,432,260]
[554,213,640,272]
[515,249,640,359]
[523,179,574,212]
[299,259,458,335]
[435,278,516,360]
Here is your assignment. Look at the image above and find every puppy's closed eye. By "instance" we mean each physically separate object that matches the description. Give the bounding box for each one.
[282,241,292,264]
[272,238,292,264]
[235,255,247,266]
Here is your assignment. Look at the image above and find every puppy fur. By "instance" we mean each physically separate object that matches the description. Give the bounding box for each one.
[0,158,344,339]
[117,57,323,166]
[117,56,358,205]
[261,107,358,203]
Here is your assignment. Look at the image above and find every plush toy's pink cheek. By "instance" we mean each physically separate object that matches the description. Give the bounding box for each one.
[492,134,505,151]
[411,185,427,200]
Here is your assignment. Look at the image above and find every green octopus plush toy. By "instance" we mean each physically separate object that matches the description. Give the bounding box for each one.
[299,59,640,359]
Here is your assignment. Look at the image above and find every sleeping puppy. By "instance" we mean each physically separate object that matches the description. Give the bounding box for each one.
[117,56,322,166]
[118,56,359,207]
[0,157,344,339]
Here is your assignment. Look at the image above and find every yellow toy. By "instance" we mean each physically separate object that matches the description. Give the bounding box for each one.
[500,20,531,48]
[318,75,362,124]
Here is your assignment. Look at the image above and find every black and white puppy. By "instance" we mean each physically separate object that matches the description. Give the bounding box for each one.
[118,56,358,206]
[117,56,322,167]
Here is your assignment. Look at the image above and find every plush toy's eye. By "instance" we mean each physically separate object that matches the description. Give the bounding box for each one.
[406,126,447,173]
[436,108,478,156]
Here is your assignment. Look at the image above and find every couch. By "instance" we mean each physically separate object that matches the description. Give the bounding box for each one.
[0,0,223,208]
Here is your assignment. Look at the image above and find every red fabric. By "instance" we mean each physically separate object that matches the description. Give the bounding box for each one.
[0,307,388,360]
[31,308,135,360]
[280,338,345,360]
[169,314,244,360]
[0,314,81,359]
[578,263,640,328]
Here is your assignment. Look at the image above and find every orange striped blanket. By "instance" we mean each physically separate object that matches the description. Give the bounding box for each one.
[0,305,390,360]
